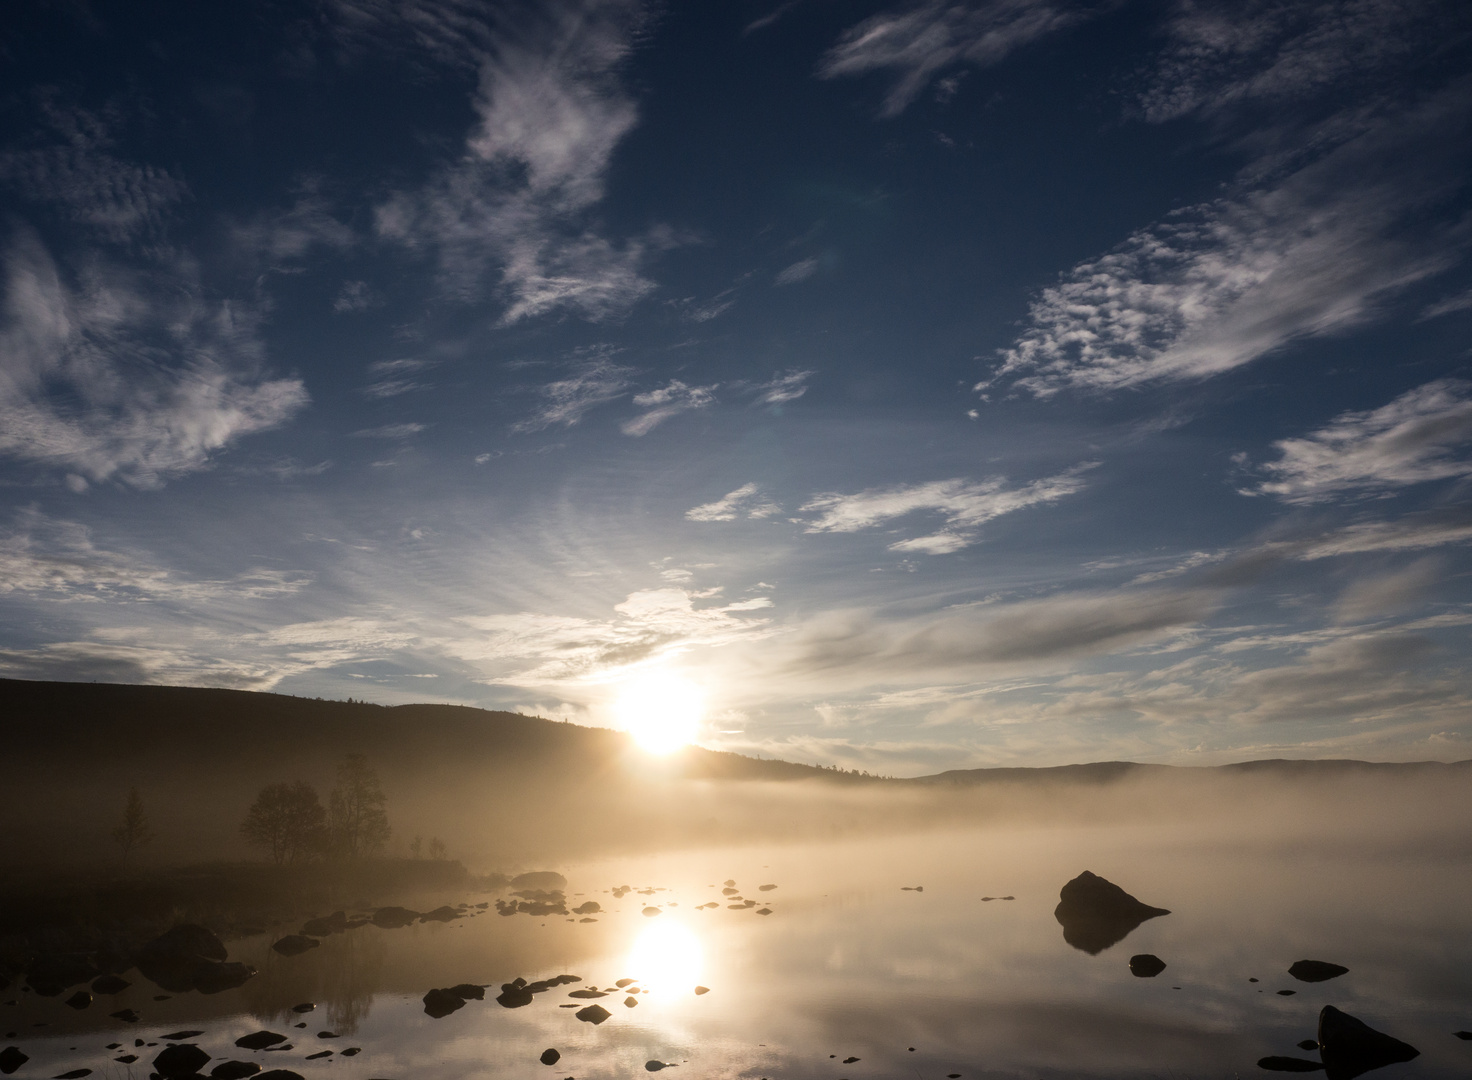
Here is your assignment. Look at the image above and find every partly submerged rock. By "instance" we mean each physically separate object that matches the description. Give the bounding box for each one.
[642,907,661,917]
[423,988,467,1018]
[153,1043,210,1079]
[1053,871,1170,955]
[372,906,420,929]
[540,1049,561,1066]
[90,975,130,995]
[1289,961,1349,983]
[291,1003,315,1013]
[271,936,319,958]
[625,996,638,1007]
[572,902,602,915]
[254,1071,306,1080]
[26,955,97,996]
[210,1061,262,1079]
[0,1047,28,1076]
[510,871,568,891]
[195,961,256,994]
[64,990,92,1009]
[1129,954,1167,978]
[447,984,484,1000]
[159,1032,204,1041]
[645,1061,676,1071]
[575,1004,611,1025]
[53,1070,91,1079]
[235,1032,288,1051]
[693,986,710,995]
[144,925,227,962]
[1318,1006,1419,1080]
[420,906,461,923]
[108,1008,139,1022]
[759,884,777,891]
[568,989,606,999]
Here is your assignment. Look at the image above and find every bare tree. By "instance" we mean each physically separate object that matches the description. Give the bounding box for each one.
[409,835,423,859]
[111,788,154,864]
[427,836,447,860]
[328,753,390,859]
[240,781,326,865]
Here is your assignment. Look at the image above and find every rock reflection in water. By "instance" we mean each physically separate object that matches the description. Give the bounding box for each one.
[1053,870,1170,954]
[241,922,385,1035]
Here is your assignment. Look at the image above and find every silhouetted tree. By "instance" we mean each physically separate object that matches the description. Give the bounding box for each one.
[328,753,390,858]
[409,835,423,859]
[241,781,326,864]
[111,787,154,863]
[427,836,447,860]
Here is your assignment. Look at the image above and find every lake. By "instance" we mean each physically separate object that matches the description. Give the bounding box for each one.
[7,821,1472,1080]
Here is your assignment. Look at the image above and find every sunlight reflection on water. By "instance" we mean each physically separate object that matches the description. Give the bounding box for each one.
[626,920,704,993]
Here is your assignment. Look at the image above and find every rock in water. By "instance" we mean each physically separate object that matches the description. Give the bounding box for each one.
[693,986,710,995]
[0,1047,28,1076]
[1318,1006,1418,1080]
[642,907,661,917]
[53,1071,91,1079]
[291,1003,315,1013]
[423,988,467,1018]
[254,1071,306,1080]
[419,906,461,923]
[645,1062,675,1071]
[90,975,130,995]
[371,906,419,929]
[1289,960,1349,983]
[448,984,484,1000]
[1255,1057,1324,1072]
[235,1032,288,1051]
[272,936,320,958]
[64,990,91,1009]
[540,1049,561,1066]
[575,1005,611,1025]
[1053,871,1170,954]
[572,902,602,915]
[194,961,257,994]
[1129,954,1167,978]
[211,1062,262,1079]
[154,1044,211,1079]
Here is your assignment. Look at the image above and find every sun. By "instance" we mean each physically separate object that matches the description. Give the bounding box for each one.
[613,670,705,754]
[626,919,704,992]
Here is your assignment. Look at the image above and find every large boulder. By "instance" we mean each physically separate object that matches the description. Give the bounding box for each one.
[234,1032,288,1051]
[1053,871,1170,954]
[423,988,467,1018]
[1129,954,1167,978]
[0,1047,28,1076]
[136,924,232,993]
[1318,1006,1418,1080]
[575,1004,611,1025]
[1289,960,1348,983]
[91,975,131,995]
[27,954,98,996]
[195,961,257,994]
[144,925,227,962]
[153,1044,210,1079]
[271,936,320,958]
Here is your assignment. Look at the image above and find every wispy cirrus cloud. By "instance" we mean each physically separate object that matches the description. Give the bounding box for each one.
[746,369,814,404]
[774,257,818,285]
[620,380,717,436]
[686,483,781,522]
[800,464,1094,553]
[512,356,634,433]
[0,104,188,244]
[373,0,655,323]
[1141,0,1466,122]
[1249,379,1472,503]
[991,87,1472,396]
[351,422,428,439]
[818,0,1091,117]
[0,230,307,488]
[361,358,435,399]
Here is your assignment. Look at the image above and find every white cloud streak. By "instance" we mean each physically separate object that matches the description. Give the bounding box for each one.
[0,231,307,487]
[993,87,1472,396]
[800,464,1093,553]
[1251,380,1472,503]
[620,380,717,436]
[818,0,1088,117]
[774,257,818,285]
[373,0,655,323]
[512,357,633,433]
[686,483,781,522]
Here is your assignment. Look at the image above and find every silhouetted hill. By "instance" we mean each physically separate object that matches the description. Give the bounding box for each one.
[914,757,1472,785]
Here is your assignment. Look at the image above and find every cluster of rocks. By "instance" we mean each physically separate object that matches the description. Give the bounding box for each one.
[493,974,583,1009]
[496,892,569,918]
[271,902,486,956]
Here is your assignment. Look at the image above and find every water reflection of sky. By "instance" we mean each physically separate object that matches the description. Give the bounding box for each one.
[8,825,1472,1080]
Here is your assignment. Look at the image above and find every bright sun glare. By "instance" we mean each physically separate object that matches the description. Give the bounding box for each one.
[626,920,704,992]
[613,671,705,754]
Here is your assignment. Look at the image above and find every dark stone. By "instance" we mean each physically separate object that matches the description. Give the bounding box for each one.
[290,1004,314,1013]
[27,955,98,996]
[572,902,602,915]
[568,990,606,999]
[1298,1040,1320,1051]
[447,984,484,1000]
[0,1047,27,1076]
[540,1049,560,1066]
[53,1070,91,1079]
[1318,1005,1419,1080]
[694,986,710,995]
[496,986,534,1008]
[510,872,567,891]
[271,937,320,958]
[211,1062,262,1079]
[575,1005,611,1025]
[316,1033,337,1040]
[371,907,419,929]
[843,1058,859,1064]
[115,1056,138,1064]
[756,908,772,916]
[339,1049,359,1057]
[1289,961,1349,983]
[419,907,461,923]
[1455,1031,1472,1040]
[304,1052,331,1061]
[159,1032,204,1041]
[144,926,227,963]
[642,907,661,917]
[154,1044,210,1079]
[645,1062,673,1071]
[1054,872,1170,954]
[1129,954,1167,978]
[1257,1058,1324,1072]
[91,975,130,995]
[235,1032,288,1051]
[624,996,638,1007]
[759,884,777,891]
[109,1009,139,1022]
[423,988,466,1018]
[254,1071,306,1080]
[64,991,92,1009]
[136,925,234,994]
[1278,990,1297,996]
[194,962,256,994]
[300,913,347,938]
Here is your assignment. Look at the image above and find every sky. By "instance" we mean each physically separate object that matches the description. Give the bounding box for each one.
[3,0,1472,773]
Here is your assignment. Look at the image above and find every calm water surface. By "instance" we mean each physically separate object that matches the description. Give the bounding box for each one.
[10,823,1472,1080]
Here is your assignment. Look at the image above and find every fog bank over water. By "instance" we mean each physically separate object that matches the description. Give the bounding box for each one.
[3,679,1468,874]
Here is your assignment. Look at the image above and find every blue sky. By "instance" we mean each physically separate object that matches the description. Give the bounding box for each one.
[3,0,1472,772]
